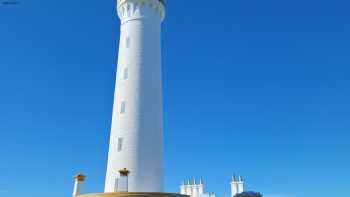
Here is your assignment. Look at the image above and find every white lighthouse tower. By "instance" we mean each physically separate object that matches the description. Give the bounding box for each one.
[104,0,166,193]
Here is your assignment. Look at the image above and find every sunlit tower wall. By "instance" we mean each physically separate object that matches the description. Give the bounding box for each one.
[105,0,166,193]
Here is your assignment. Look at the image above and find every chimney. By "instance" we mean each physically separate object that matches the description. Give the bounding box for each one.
[72,173,86,196]
[192,179,198,197]
[199,177,204,194]
[237,176,244,194]
[180,180,186,194]
[231,175,238,197]
[186,179,192,196]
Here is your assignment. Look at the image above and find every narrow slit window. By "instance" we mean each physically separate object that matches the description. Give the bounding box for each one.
[120,101,126,113]
[126,37,130,48]
[117,137,123,152]
[123,68,128,80]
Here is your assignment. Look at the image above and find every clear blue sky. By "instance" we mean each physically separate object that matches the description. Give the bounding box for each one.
[0,0,349,197]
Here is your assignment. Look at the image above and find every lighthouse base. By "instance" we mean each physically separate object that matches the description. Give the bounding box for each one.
[78,192,188,197]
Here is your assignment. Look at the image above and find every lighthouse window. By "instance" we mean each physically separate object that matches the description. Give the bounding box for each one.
[123,68,128,80]
[117,137,123,151]
[120,101,126,113]
[126,37,130,48]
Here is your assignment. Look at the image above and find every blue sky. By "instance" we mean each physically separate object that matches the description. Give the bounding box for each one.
[0,0,349,197]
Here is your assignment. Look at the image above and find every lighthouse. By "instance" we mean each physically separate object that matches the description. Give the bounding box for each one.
[71,2,187,196]
[104,0,166,193]
[70,1,263,197]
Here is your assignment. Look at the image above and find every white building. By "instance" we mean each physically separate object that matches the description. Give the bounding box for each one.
[180,176,245,197]
[180,178,216,197]
[104,0,166,193]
